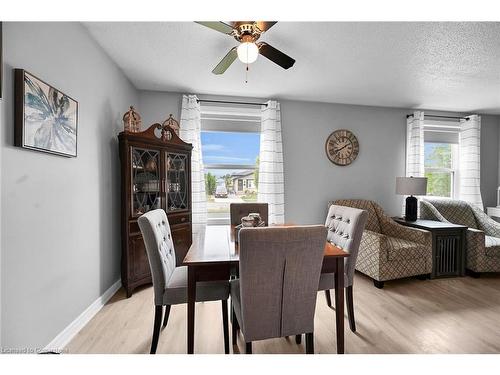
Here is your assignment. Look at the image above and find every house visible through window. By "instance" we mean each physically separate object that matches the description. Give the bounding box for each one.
[423,121,459,198]
[200,104,261,225]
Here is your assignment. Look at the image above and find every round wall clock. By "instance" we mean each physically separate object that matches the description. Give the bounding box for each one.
[325,129,360,166]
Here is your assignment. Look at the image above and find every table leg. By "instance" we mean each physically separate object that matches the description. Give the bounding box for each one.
[187,266,196,354]
[334,259,345,354]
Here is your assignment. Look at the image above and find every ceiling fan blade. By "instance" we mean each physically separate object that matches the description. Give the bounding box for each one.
[255,21,277,32]
[257,42,295,69]
[195,21,234,35]
[212,47,238,74]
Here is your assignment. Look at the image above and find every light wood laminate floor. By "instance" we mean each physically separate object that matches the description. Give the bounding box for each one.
[66,272,500,354]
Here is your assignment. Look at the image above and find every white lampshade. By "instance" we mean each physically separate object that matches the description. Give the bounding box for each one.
[396,177,427,196]
[237,42,259,64]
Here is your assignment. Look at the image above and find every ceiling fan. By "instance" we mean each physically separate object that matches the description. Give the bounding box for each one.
[195,21,296,74]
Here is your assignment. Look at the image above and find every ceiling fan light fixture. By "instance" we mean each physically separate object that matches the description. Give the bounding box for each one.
[237,42,259,64]
[198,21,295,74]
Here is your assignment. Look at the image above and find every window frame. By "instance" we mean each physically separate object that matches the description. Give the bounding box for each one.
[423,120,460,199]
[200,103,261,225]
[424,165,456,199]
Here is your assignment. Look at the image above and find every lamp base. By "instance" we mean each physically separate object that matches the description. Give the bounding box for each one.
[404,196,418,221]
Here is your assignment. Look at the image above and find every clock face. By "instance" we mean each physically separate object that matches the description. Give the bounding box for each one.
[325,129,359,166]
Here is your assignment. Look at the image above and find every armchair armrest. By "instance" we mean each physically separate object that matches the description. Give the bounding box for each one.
[466,227,485,250]
[466,228,486,271]
[472,207,500,237]
[381,219,432,246]
[359,230,389,261]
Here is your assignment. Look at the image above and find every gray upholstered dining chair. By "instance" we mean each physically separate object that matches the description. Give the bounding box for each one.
[318,204,368,332]
[138,209,230,354]
[230,225,327,354]
[230,203,269,226]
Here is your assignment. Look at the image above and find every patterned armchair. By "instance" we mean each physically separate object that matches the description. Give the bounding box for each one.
[331,199,432,288]
[420,199,500,275]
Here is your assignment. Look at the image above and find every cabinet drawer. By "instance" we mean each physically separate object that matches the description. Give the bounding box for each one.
[129,214,189,235]
[168,213,190,226]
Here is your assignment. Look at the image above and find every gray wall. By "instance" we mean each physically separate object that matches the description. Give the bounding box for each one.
[281,100,408,223]
[480,115,500,208]
[138,90,182,127]
[136,91,500,224]
[0,22,138,348]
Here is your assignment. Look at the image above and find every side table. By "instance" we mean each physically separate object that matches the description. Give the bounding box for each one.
[393,218,467,278]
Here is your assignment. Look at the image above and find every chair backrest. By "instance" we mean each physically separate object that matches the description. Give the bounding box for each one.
[325,205,368,287]
[420,199,478,229]
[138,209,177,305]
[238,226,327,342]
[331,199,381,233]
[230,203,269,226]
[420,200,448,222]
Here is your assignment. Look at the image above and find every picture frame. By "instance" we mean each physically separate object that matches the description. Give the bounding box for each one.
[14,69,78,157]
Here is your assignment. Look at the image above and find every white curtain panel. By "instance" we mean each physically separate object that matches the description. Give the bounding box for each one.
[258,100,285,224]
[406,110,425,178]
[459,115,483,210]
[404,111,425,216]
[180,94,207,225]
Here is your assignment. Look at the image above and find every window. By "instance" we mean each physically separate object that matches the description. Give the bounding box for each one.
[200,104,261,224]
[423,121,459,198]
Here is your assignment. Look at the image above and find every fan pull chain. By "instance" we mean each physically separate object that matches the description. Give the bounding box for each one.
[245,64,249,83]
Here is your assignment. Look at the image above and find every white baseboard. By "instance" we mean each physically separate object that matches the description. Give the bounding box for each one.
[44,279,122,352]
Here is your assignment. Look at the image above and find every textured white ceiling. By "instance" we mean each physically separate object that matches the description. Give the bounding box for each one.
[84,22,500,113]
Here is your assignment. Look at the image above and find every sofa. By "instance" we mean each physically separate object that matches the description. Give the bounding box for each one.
[331,199,432,288]
[420,199,500,275]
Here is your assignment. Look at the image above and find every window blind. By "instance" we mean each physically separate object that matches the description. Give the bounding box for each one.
[200,103,261,133]
[424,120,460,144]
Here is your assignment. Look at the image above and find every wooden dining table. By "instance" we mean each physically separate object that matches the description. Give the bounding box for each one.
[182,225,349,354]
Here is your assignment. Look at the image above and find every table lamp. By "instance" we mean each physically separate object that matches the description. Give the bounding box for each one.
[396,176,427,221]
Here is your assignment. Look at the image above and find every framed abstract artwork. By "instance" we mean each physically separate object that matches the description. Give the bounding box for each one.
[14,69,78,157]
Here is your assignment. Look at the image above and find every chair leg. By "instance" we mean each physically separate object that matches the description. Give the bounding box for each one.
[232,305,239,346]
[295,334,302,344]
[245,342,252,354]
[346,285,356,332]
[150,305,163,354]
[162,305,171,329]
[324,290,333,308]
[466,269,481,278]
[222,299,229,354]
[373,280,384,289]
[305,332,314,354]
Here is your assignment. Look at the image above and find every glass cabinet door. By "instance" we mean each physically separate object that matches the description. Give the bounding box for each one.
[166,152,188,212]
[131,147,161,217]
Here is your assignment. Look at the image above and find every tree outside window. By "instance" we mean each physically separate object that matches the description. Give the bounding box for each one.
[424,143,457,198]
[204,172,217,196]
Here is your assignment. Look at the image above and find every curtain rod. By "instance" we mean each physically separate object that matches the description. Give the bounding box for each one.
[406,114,469,121]
[197,99,267,107]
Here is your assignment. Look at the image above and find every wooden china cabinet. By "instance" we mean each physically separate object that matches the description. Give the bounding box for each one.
[119,116,192,297]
